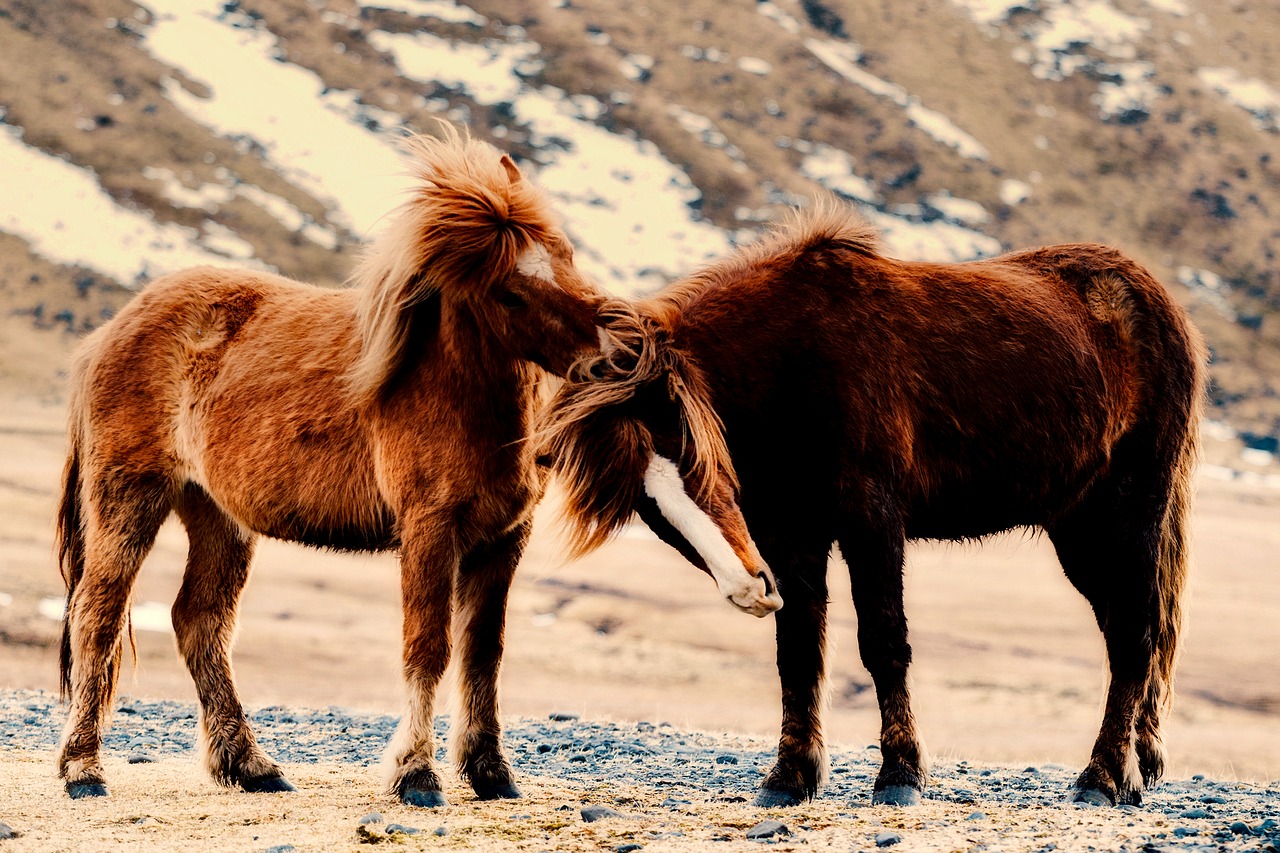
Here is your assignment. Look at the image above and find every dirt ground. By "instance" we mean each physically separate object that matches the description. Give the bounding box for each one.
[3,376,1279,779]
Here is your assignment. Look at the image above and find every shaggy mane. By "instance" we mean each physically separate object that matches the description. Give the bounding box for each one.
[348,125,560,403]
[537,300,739,557]
[649,198,880,323]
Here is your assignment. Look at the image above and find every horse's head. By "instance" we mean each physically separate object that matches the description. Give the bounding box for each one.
[539,302,782,618]
[349,127,606,402]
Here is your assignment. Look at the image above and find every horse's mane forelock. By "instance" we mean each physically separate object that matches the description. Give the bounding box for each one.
[538,300,739,557]
[347,125,558,403]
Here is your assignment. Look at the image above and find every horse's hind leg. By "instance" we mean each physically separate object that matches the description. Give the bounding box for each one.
[839,517,927,806]
[451,523,529,800]
[172,484,293,793]
[58,473,170,798]
[1048,483,1167,807]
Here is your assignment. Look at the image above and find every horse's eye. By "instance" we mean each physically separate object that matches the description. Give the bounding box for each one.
[497,289,526,310]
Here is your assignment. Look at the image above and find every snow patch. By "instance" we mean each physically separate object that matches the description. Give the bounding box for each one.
[925,191,991,226]
[0,124,264,285]
[371,29,732,292]
[1177,266,1236,321]
[1197,67,1280,132]
[144,0,411,237]
[799,145,880,204]
[804,38,989,160]
[737,56,773,76]
[757,1,802,33]
[359,0,487,25]
[999,179,1032,206]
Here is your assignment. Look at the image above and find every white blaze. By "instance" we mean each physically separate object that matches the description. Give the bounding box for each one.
[642,454,763,609]
[516,242,555,283]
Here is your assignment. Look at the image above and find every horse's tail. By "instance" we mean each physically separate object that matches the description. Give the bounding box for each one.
[1110,254,1206,720]
[56,369,88,702]
[1152,355,1203,719]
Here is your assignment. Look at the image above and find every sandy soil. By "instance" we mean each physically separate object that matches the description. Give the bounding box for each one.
[7,746,1264,853]
[2,386,1279,850]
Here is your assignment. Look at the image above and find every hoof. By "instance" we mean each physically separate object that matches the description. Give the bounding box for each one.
[1071,787,1115,807]
[473,780,522,800]
[872,785,922,806]
[754,786,804,808]
[402,788,448,808]
[66,782,109,799]
[241,775,297,794]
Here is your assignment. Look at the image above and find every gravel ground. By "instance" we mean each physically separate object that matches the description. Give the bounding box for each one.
[3,688,1279,851]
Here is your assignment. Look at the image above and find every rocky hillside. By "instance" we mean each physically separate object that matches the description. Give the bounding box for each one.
[1,0,1278,446]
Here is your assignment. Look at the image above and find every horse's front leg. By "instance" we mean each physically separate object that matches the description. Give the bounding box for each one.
[756,546,831,807]
[840,522,927,806]
[451,521,530,800]
[384,518,458,808]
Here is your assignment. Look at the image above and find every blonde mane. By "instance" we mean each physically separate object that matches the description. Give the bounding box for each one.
[348,126,559,403]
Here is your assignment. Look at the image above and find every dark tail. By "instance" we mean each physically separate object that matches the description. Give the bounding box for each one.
[55,409,86,702]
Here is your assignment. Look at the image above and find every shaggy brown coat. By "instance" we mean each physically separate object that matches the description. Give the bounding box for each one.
[55,129,606,805]
[541,201,1205,808]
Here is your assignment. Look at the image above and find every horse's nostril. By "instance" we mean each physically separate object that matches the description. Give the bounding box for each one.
[759,571,775,597]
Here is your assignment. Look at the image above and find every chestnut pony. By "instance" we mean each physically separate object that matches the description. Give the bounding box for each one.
[55,130,605,806]
[541,202,1204,809]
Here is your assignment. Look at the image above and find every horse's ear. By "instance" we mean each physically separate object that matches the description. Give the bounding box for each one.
[499,154,522,184]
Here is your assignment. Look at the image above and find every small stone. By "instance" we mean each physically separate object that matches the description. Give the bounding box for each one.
[875,831,902,847]
[581,805,624,823]
[746,820,789,840]
[0,823,15,840]
[549,712,580,722]
[1200,794,1228,804]
[569,754,587,763]
[1180,808,1210,819]
[262,847,295,853]
[616,845,643,853]
[1230,821,1253,835]
[357,813,384,825]
[1173,827,1198,837]
[660,797,691,808]
[966,811,985,820]
[127,752,156,764]
[537,744,554,754]
[715,754,738,765]
[432,826,448,837]
[1191,773,1206,781]
[385,824,419,835]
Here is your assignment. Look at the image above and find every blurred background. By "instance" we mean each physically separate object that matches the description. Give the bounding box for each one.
[1,0,1277,782]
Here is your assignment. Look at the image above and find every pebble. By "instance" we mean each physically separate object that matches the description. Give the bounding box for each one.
[581,805,624,823]
[549,712,580,722]
[875,831,902,847]
[966,811,986,820]
[262,847,295,853]
[746,820,788,840]
[0,823,14,840]
[715,754,738,765]
[432,826,448,837]
[616,845,643,853]
[1229,821,1252,835]
[1180,808,1210,819]
[356,813,383,825]
[385,824,419,835]
[127,752,156,764]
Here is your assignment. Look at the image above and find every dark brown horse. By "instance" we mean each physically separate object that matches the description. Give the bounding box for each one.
[55,129,606,806]
[540,201,1204,808]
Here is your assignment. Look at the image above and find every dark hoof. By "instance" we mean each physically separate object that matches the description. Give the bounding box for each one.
[1071,787,1115,807]
[66,782,109,799]
[754,786,804,808]
[403,788,448,808]
[241,775,297,794]
[872,785,922,806]
[473,780,522,800]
